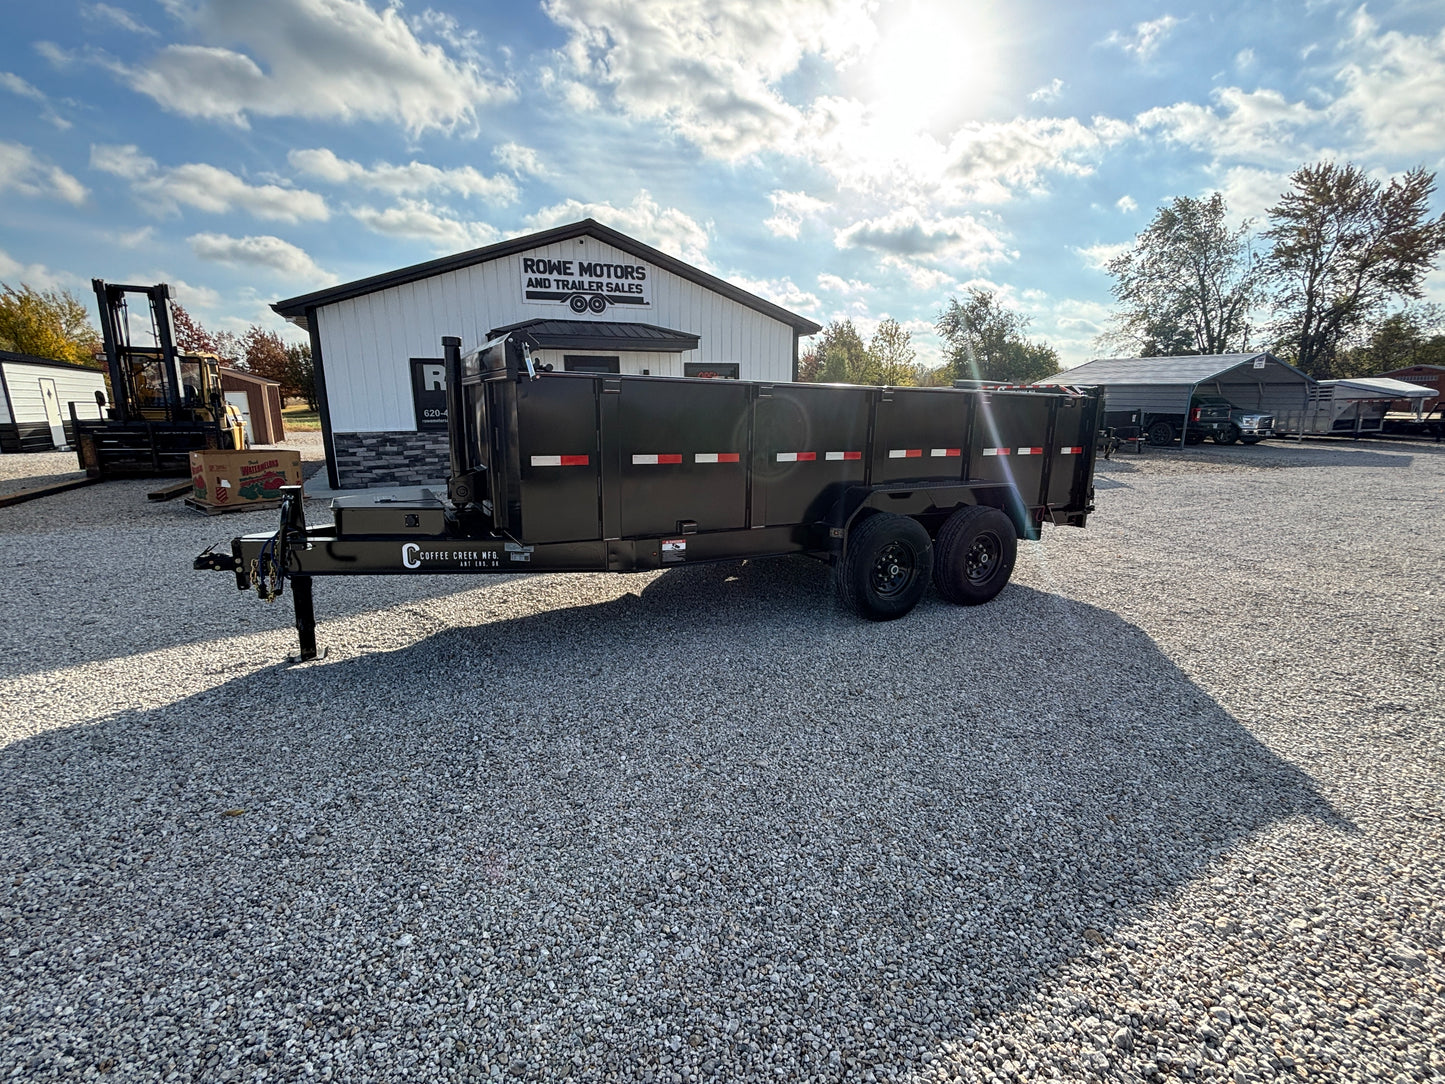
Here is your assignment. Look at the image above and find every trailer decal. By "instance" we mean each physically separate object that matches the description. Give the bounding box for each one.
[776,452,817,462]
[982,447,1010,456]
[694,452,741,464]
[1016,447,1044,455]
[530,454,590,467]
[930,448,962,457]
[632,453,683,465]
[824,451,862,461]
[1059,446,1084,454]
[888,449,924,459]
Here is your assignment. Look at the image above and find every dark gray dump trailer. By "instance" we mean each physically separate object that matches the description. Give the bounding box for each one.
[197,334,1103,660]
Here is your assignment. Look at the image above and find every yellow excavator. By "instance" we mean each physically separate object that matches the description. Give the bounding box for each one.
[74,280,245,478]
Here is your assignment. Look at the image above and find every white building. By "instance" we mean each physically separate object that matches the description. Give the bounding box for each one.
[273,219,821,489]
[0,350,107,453]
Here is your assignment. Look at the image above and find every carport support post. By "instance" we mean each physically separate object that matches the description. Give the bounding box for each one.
[290,577,319,663]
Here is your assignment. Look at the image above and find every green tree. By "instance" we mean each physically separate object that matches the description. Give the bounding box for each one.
[1337,306,1445,377]
[868,317,922,385]
[239,326,291,386]
[815,319,878,384]
[284,342,317,409]
[1264,162,1445,377]
[1100,193,1261,357]
[0,283,101,366]
[797,344,822,382]
[936,289,1061,383]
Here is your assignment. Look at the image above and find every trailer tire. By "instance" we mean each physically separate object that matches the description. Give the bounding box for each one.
[1147,421,1175,445]
[837,513,933,621]
[932,505,1017,606]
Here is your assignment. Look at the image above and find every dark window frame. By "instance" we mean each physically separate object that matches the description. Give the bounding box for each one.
[562,355,621,374]
[684,362,740,380]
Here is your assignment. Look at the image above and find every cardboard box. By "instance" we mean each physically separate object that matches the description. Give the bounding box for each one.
[189,449,303,509]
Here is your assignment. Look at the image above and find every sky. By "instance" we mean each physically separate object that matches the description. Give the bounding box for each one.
[2,0,1444,373]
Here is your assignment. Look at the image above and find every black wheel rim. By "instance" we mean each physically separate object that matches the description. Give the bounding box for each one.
[870,541,915,598]
[964,531,1002,585]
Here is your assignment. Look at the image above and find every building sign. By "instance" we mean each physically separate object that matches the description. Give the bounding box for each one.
[519,255,651,313]
[410,357,447,430]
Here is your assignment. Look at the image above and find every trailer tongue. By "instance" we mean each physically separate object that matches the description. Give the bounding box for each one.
[196,334,1102,661]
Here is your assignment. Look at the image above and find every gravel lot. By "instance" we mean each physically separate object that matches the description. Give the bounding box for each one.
[1,436,1441,1082]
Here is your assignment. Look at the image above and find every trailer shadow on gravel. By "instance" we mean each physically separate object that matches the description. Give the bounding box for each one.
[1,562,1351,1080]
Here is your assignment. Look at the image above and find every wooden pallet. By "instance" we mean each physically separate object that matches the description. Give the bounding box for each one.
[184,496,282,516]
[0,475,104,509]
[147,480,194,502]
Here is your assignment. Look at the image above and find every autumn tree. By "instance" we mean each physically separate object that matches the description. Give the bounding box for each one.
[0,283,101,366]
[169,302,219,356]
[1100,193,1262,357]
[1264,162,1445,377]
[239,326,291,386]
[936,289,1060,383]
[285,342,317,408]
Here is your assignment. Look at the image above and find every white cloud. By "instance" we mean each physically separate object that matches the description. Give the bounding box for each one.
[288,147,516,202]
[0,247,75,290]
[542,0,875,161]
[835,208,1010,272]
[1136,87,1321,167]
[1105,15,1179,62]
[938,116,1130,203]
[188,232,331,284]
[525,190,711,267]
[84,3,157,35]
[494,142,548,177]
[1216,165,1293,222]
[123,0,513,135]
[1116,195,1137,213]
[349,200,500,251]
[91,144,329,223]
[1235,47,1256,72]
[764,189,829,239]
[0,141,87,205]
[1,72,46,101]
[1029,78,1064,103]
[816,273,873,296]
[724,274,820,314]
[1331,14,1445,158]
[1077,241,1130,271]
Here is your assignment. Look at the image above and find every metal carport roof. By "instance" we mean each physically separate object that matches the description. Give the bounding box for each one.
[1056,352,1314,386]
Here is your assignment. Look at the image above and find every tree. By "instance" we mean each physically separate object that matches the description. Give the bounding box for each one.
[1264,162,1445,378]
[868,318,922,386]
[1337,306,1445,377]
[815,319,878,384]
[285,342,317,409]
[1100,193,1261,357]
[797,344,822,382]
[170,302,218,356]
[0,283,101,366]
[936,289,1061,384]
[239,326,291,386]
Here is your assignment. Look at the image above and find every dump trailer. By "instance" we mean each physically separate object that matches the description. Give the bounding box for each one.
[197,334,1103,661]
[73,280,244,478]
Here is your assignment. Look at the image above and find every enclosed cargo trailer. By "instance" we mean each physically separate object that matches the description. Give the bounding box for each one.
[197,334,1103,660]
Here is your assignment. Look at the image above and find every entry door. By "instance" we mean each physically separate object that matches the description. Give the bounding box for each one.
[38,378,65,448]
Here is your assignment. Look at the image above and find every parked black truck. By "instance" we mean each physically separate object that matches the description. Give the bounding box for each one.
[197,334,1103,660]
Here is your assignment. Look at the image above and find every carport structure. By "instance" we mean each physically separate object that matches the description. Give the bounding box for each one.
[1055,353,1315,445]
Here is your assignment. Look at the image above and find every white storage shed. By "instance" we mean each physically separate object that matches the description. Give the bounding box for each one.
[0,350,108,453]
[273,219,821,489]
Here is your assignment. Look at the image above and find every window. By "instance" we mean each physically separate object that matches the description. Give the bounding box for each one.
[684,362,740,379]
[563,355,621,374]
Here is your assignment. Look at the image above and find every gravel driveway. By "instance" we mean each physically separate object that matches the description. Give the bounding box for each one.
[1,437,1441,1082]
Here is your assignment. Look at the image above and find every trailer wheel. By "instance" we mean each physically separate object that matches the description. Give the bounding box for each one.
[837,514,933,621]
[1147,421,1174,446]
[932,505,1017,606]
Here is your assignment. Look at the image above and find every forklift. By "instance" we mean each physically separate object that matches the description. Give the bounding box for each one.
[72,280,245,478]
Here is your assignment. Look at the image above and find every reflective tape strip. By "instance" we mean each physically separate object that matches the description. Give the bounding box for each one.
[930,448,962,457]
[1016,446,1044,455]
[982,447,1009,456]
[632,453,682,465]
[1059,446,1084,454]
[888,448,923,458]
[825,451,862,461]
[694,452,741,464]
[776,452,817,462]
[531,454,590,467]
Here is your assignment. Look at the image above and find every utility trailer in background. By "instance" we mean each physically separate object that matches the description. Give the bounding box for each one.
[197,335,1103,660]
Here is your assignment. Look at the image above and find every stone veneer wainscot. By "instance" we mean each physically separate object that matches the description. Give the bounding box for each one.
[332,430,450,488]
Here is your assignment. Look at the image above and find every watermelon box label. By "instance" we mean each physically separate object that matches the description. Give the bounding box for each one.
[189,450,302,506]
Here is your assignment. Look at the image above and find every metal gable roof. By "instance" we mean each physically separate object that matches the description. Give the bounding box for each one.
[487,319,700,353]
[272,218,822,335]
[1320,377,1436,399]
[1054,352,1313,386]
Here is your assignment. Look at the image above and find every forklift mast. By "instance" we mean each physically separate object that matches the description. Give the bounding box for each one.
[92,279,184,424]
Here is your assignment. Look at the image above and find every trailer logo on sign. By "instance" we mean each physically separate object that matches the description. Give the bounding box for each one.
[519,256,650,312]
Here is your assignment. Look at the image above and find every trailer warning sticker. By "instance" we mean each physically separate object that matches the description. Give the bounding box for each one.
[661,538,686,564]
[401,543,506,570]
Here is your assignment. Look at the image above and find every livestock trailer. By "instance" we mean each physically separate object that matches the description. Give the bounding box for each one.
[197,334,1103,660]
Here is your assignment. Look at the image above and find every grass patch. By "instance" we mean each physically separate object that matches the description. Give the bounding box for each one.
[283,404,321,432]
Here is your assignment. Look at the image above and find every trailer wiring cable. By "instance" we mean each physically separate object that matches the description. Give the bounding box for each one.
[253,505,299,603]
